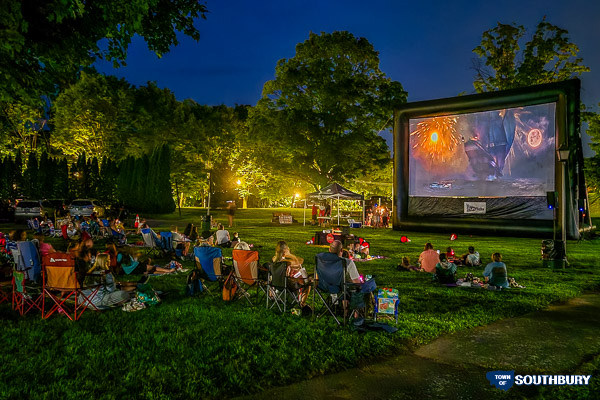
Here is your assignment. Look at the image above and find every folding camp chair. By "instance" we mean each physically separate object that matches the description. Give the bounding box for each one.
[312,252,348,325]
[231,249,267,306]
[12,268,43,316]
[139,228,161,257]
[99,219,111,237]
[27,218,43,234]
[348,219,362,228]
[193,246,226,295]
[15,241,42,282]
[374,288,399,323]
[0,281,9,304]
[159,231,175,257]
[41,252,100,321]
[266,261,302,313]
[9,241,43,313]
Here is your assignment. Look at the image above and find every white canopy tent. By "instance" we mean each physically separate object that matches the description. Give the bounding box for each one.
[304,183,365,226]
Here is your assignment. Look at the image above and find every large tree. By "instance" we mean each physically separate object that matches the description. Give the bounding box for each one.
[51,72,135,160]
[250,31,406,189]
[472,19,589,93]
[0,0,207,106]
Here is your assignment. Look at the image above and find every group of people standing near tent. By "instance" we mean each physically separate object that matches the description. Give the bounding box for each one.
[365,205,390,228]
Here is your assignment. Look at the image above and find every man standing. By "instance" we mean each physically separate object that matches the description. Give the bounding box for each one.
[227,201,237,228]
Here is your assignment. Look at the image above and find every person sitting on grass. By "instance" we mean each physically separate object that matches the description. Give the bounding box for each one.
[104,242,122,275]
[418,242,439,273]
[435,253,457,284]
[398,256,422,272]
[462,246,481,267]
[215,224,232,247]
[81,253,131,309]
[483,252,509,288]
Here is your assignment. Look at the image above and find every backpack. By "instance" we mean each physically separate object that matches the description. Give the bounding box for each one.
[222,271,237,301]
[185,270,203,296]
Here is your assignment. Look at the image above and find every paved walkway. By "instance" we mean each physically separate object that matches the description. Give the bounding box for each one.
[238,293,600,399]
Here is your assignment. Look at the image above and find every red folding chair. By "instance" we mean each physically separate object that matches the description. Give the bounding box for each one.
[0,281,9,304]
[12,269,43,316]
[41,253,100,321]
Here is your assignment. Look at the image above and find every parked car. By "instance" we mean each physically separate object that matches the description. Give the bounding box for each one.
[69,199,105,217]
[14,199,44,221]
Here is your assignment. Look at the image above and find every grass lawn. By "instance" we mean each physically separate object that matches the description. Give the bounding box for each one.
[1,207,599,399]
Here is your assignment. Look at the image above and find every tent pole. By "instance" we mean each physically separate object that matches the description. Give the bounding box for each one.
[303,199,306,226]
[362,192,365,224]
[337,195,340,225]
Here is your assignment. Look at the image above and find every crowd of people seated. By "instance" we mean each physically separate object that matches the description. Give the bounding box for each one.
[396,242,508,288]
[0,208,519,320]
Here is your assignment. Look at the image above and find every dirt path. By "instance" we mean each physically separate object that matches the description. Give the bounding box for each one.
[237,293,600,399]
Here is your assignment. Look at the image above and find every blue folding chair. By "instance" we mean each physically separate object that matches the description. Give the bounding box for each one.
[312,252,348,325]
[193,246,225,295]
[159,231,175,257]
[16,241,42,282]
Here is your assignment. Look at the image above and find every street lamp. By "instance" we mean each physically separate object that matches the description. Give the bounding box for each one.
[557,148,570,261]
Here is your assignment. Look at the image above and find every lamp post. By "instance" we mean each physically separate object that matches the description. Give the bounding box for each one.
[557,149,570,260]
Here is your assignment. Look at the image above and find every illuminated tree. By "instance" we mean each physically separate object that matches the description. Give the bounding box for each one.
[52,72,134,160]
[251,31,406,189]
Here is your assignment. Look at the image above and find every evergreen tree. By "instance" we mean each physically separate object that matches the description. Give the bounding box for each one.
[13,152,22,199]
[157,145,176,213]
[76,153,89,196]
[38,152,54,199]
[55,158,70,200]
[24,153,39,198]
[88,157,100,200]
[0,157,9,199]
[117,156,134,207]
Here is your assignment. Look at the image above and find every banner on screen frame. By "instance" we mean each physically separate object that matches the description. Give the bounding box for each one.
[464,202,486,214]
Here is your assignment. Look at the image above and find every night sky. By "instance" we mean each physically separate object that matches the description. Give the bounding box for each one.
[94,0,600,154]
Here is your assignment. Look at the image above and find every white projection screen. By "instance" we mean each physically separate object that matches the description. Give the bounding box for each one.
[408,103,556,199]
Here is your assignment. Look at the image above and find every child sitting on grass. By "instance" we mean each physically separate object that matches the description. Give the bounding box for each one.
[397,256,422,272]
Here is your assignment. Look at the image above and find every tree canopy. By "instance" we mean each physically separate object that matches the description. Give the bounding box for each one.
[250,31,406,189]
[472,19,589,92]
[0,0,207,106]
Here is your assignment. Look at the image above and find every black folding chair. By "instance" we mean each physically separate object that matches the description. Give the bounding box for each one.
[266,261,302,313]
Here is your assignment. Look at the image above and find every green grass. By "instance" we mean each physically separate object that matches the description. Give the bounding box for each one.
[1,207,599,399]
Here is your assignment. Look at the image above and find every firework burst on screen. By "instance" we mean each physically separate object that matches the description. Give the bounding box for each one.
[410,116,460,166]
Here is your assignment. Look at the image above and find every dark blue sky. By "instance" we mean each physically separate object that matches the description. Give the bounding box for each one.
[95,0,600,153]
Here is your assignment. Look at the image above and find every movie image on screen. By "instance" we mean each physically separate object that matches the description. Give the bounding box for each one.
[408,103,556,197]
